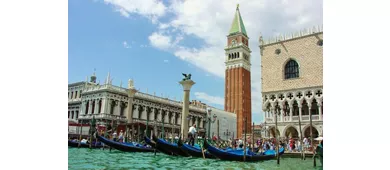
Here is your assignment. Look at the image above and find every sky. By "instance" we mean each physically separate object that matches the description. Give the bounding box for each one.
[68,0,323,124]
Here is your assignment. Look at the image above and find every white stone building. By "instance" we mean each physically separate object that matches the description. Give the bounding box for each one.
[68,72,236,139]
[259,26,323,140]
[206,106,237,140]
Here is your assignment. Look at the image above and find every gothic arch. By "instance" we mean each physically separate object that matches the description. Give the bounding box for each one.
[268,126,280,138]
[283,58,300,79]
[282,125,299,138]
[302,124,319,138]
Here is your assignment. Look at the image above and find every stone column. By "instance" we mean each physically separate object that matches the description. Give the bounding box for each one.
[94,99,99,114]
[158,109,163,122]
[153,109,157,136]
[289,103,293,121]
[116,101,122,116]
[317,100,322,121]
[126,79,138,124]
[80,101,85,115]
[132,105,138,119]
[298,101,303,121]
[107,99,112,114]
[177,113,181,125]
[88,100,93,114]
[101,98,107,114]
[280,106,284,122]
[150,107,155,122]
[179,79,195,139]
[318,104,322,121]
[172,112,176,125]
[164,110,169,123]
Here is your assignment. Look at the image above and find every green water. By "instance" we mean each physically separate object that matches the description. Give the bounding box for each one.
[68,148,323,170]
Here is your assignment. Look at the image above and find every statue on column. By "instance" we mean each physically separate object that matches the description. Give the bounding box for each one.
[182,73,192,81]
[128,79,134,88]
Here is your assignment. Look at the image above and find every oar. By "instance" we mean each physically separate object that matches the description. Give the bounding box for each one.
[201,140,206,159]
[313,143,317,167]
[201,138,206,159]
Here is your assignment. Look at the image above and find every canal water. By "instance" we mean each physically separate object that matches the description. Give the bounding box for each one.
[68,148,323,170]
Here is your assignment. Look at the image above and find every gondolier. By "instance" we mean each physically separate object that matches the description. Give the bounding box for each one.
[188,124,197,146]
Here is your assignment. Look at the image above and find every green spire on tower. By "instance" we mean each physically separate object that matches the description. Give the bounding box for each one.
[229,4,247,36]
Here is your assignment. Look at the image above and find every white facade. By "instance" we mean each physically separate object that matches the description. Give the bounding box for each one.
[207,106,237,140]
[68,73,236,139]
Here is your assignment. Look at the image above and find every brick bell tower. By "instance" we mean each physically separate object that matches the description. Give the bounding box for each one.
[224,4,252,138]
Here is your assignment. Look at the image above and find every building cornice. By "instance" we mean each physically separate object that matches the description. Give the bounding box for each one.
[259,25,323,48]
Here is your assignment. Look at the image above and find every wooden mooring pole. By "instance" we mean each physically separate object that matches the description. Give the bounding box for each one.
[243,116,247,162]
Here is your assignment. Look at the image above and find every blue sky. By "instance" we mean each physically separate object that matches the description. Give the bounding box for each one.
[68,0,323,124]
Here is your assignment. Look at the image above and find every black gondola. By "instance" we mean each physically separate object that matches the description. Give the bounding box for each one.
[144,136,174,155]
[151,135,190,157]
[204,140,285,162]
[177,137,215,159]
[68,140,103,148]
[96,135,154,152]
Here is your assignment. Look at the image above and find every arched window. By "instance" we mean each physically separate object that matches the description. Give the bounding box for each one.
[228,54,231,59]
[284,60,299,79]
[238,52,240,58]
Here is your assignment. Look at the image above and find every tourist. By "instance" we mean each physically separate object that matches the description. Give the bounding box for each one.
[188,124,197,146]
[315,140,323,166]
[289,138,294,152]
[81,138,88,144]
[303,137,308,152]
[118,130,124,142]
[112,131,118,142]
[231,138,236,149]
[238,138,243,148]
[298,140,302,152]
[270,143,274,150]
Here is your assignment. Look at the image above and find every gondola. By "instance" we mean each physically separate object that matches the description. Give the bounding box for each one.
[68,140,103,148]
[96,135,154,152]
[144,135,174,155]
[177,137,215,159]
[151,135,190,157]
[204,140,285,162]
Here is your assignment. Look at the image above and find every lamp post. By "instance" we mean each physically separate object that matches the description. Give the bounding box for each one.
[205,108,217,139]
[275,104,281,165]
[186,115,191,141]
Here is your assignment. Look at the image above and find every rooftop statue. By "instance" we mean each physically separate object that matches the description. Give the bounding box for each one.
[128,79,134,88]
[182,73,192,81]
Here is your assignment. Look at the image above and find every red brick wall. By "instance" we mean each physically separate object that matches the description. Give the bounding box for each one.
[225,67,252,138]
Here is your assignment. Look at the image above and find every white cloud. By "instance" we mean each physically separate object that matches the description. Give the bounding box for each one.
[103,0,167,20]
[116,8,129,18]
[123,41,130,48]
[163,59,169,63]
[159,23,170,29]
[194,92,224,106]
[148,32,172,50]
[105,0,322,122]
